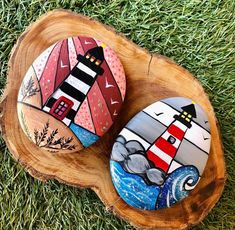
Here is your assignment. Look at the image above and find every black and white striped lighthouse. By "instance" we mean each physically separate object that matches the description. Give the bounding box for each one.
[43,45,105,126]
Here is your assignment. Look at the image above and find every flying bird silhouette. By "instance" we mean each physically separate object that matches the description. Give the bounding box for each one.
[155,112,164,116]
[111,98,119,105]
[105,77,114,88]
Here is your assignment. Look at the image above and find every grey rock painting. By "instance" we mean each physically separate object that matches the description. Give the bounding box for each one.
[111,136,166,185]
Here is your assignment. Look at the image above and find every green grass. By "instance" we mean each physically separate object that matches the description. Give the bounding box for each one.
[0,0,234,229]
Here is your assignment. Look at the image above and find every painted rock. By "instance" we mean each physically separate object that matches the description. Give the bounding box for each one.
[110,97,211,210]
[17,36,126,152]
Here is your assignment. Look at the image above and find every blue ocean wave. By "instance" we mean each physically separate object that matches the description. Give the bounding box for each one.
[110,160,160,210]
[110,161,199,210]
[156,165,199,209]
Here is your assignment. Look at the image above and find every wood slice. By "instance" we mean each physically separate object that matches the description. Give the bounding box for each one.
[0,10,226,229]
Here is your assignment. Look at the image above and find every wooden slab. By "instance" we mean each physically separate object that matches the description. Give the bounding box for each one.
[0,10,226,229]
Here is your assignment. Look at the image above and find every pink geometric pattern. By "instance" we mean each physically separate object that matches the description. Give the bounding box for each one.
[39,41,63,104]
[87,81,113,136]
[68,37,79,69]
[95,39,126,100]
[54,39,70,89]
[33,43,56,81]
[72,37,85,56]
[78,37,123,121]
[31,36,126,137]
[74,98,95,133]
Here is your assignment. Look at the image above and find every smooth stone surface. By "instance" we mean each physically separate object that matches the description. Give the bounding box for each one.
[110,97,211,210]
[17,36,126,152]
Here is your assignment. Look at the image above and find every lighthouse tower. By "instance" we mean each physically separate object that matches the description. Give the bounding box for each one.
[42,45,105,126]
[146,102,197,173]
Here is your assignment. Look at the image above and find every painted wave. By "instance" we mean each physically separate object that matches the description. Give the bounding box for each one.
[110,160,160,210]
[110,160,199,210]
[156,165,199,209]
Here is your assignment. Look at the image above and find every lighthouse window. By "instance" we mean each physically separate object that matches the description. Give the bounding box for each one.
[90,56,95,62]
[95,59,101,66]
[181,114,186,118]
[54,100,69,116]
[167,135,176,144]
[188,114,192,118]
[86,53,91,59]
[50,96,74,121]
[186,118,190,122]
[183,111,187,115]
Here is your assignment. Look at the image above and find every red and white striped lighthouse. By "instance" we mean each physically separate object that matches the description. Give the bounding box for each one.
[146,102,197,173]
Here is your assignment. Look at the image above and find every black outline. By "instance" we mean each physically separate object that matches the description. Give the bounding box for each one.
[142,110,209,155]
[54,39,71,91]
[72,37,80,55]
[60,82,86,102]
[168,157,184,168]
[86,97,97,134]
[53,40,64,92]
[37,43,57,82]
[31,65,43,109]
[69,122,100,139]
[93,39,123,121]
[124,126,151,145]
[77,38,121,122]
[17,101,100,145]
[161,101,210,133]
[124,139,145,153]
[66,38,71,71]
[142,110,167,125]
[43,53,98,121]
[38,43,58,106]
[70,67,95,86]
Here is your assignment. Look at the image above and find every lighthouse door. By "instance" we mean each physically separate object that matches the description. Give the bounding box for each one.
[49,96,74,121]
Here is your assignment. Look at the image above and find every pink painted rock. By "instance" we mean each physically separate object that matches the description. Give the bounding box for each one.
[17,36,126,152]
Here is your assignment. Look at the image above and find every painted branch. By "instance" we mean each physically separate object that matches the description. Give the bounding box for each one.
[0,10,226,229]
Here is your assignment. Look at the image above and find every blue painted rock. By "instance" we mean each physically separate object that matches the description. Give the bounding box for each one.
[110,97,211,210]
[17,36,126,152]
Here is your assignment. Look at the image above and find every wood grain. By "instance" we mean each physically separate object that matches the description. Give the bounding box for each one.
[0,10,226,229]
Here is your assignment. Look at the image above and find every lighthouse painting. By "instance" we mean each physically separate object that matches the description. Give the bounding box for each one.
[146,103,197,176]
[17,36,126,152]
[42,45,105,126]
[110,97,211,210]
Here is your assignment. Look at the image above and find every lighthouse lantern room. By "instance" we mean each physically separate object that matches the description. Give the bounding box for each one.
[173,102,197,128]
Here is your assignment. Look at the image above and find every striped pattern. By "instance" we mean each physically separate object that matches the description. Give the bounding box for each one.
[78,37,123,121]
[65,75,90,95]
[33,36,126,137]
[54,39,70,89]
[39,41,63,104]
[43,61,97,126]
[76,62,96,78]
[146,121,188,173]
[70,65,96,86]
[144,101,211,153]
[119,126,183,173]
[123,107,209,176]
[119,128,151,150]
